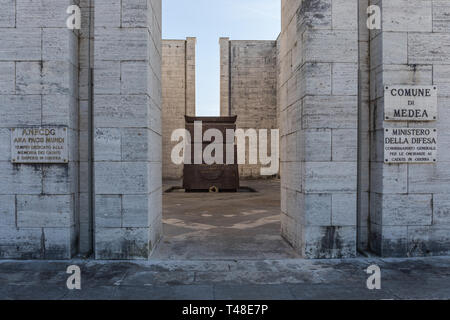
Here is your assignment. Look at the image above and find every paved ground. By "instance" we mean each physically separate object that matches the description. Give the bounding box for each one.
[1,180,449,300]
[153,179,299,260]
[0,257,449,299]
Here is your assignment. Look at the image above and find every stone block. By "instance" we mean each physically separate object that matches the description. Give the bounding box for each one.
[408,33,450,64]
[408,163,450,194]
[301,63,332,96]
[95,195,122,228]
[15,62,41,94]
[17,195,73,228]
[332,129,357,161]
[434,194,450,225]
[0,128,10,161]
[0,62,15,94]
[121,61,149,94]
[94,0,121,27]
[43,227,73,259]
[332,0,357,30]
[304,162,357,193]
[380,225,408,257]
[332,63,358,95]
[302,96,357,129]
[303,30,358,63]
[16,0,71,27]
[42,164,76,194]
[408,226,450,256]
[0,195,15,227]
[0,227,42,259]
[122,195,150,228]
[94,128,121,161]
[304,226,356,258]
[93,61,121,94]
[122,0,150,27]
[94,95,151,128]
[304,194,332,226]
[95,227,150,259]
[370,162,408,194]
[94,162,150,195]
[377,194,433,226]
[0,28,41,60]
[95,28,149,61]
[332,193,357,226]
[433,0,450,32]
[381,0,432,33]
[0,162,42,194]
[304,129,332,161]
[0,0,15,27]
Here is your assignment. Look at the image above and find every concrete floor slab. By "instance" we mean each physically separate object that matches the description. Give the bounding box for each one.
[0,257,448,300]
[154,179,299,260]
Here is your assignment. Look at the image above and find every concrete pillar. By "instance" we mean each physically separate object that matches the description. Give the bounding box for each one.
[185,37,196,117]
[162,37,196,179]
[369,0,450,257]
[0,0,79,259]
[93,0,162,259]
[219,37,230,116]
[279,0,359,258]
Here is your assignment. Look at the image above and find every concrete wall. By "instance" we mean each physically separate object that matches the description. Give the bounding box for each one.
[0,0,80,259]
[220,39,278,178]
[368,0,450,257]
[162,38,196,179]
[279,0,359,258]
[93,0,162,259]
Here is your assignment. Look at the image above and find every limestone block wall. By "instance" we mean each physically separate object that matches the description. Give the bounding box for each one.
[279,0,359,258]
[0,0,80,259]
[220,39,278,178]
[369,0,450,257]
[162,38,196,179]
[93,0,162,259]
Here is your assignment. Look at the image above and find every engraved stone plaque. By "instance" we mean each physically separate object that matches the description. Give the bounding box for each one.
[11,127,69,164]
[384,85,437,121]
[384,128,437,164]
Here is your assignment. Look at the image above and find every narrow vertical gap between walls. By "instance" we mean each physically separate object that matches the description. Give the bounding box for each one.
[87,0,95,258]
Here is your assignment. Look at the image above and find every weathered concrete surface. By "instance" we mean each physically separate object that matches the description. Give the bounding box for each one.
[278,0,359,258]
[368,0,450,257]
[162,38,196,179]
[93,0,162,259]
[220,40,278,178]
[154,180,299,260]
[0,256,448,300]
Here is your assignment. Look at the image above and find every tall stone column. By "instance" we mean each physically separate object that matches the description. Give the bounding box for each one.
[185,37,196,117]
[219,37,230,116]
[279,0,359,258]
[93,0,162,259]
[0,0,79,259]
[369,0,450,257]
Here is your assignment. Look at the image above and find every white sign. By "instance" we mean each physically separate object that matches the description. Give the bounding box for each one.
[384,128,437,164]
[384,85,437,121]
[11,127,69,164]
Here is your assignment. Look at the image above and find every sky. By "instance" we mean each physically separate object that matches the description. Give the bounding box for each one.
[162,0,281,116]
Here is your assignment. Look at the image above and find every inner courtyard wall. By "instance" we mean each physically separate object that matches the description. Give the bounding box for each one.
[162,38,196,180]
[220,39,278,178]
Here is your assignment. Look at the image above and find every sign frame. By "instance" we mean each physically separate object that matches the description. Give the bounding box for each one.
[384,127,437,164]
[384,85,438,122]
[11,126,69,164]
